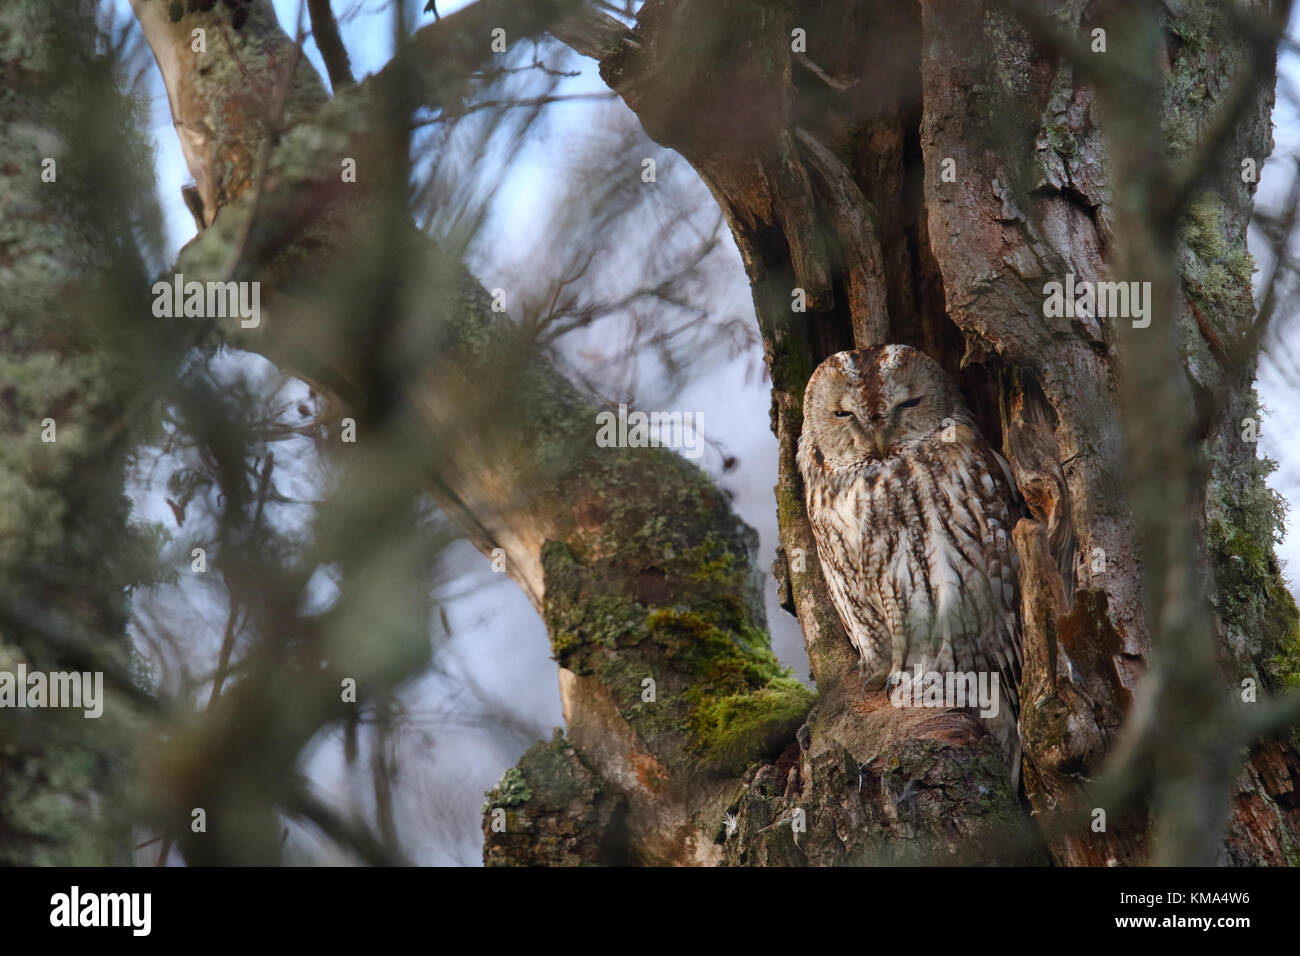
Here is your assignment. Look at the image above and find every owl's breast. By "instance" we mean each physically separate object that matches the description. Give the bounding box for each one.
[818,450,1006,645]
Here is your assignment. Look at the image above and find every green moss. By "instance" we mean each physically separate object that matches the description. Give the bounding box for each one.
[1283,832,1300,868]
[550,631,581,658]
[689,677,815,773]
[1206,412,1300,694]
[1180,193,1256,332]
[1270,621,1300,691]
[647,607,814,772]
[484,766,533,810]
[1168,0,1219,53]
[543,532,814,773]
[775,481,806,526]
[1162,1,1238,159]
[1164,114,1197,157]
[688,541,737,584]
[1184,193,1229,260]
[1044,123,1077,158]
[766,330,815,399]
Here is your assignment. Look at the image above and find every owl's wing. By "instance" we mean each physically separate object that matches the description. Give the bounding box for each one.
[973,441,1025,720]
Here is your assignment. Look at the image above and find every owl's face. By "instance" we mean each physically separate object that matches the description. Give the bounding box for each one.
[800,345,970,470]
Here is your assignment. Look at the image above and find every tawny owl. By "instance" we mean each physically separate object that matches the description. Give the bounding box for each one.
[797,345,1023,779]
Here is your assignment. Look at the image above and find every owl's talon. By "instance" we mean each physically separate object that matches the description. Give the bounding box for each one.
[858,667,892,695]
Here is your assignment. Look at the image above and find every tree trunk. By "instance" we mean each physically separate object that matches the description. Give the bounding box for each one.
[0,1,152,865]
[125,0,1300,865]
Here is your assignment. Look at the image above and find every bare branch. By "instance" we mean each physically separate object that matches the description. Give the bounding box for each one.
[308,0,355,91]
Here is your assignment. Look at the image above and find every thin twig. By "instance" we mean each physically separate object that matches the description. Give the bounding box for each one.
[308,0,354,91]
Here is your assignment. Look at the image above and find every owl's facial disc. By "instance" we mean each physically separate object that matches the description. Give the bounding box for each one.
[820,391,901,461]
[804,346,961,468]
[831,387,939,459]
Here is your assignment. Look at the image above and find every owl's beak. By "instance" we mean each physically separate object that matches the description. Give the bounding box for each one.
[871,427,890,457]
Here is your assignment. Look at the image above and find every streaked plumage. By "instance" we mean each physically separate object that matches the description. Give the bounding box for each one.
[797,345,1023,779]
